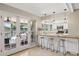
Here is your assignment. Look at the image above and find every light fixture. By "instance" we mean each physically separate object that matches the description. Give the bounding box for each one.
[7,17,10,22]
[53,11,56,22]
[64,9,67,20]
[53,11,55,14]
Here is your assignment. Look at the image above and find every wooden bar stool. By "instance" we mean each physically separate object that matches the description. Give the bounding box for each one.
[56,38,66,55]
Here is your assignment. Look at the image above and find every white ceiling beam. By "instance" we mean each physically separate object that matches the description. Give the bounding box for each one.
[65,3,74,12]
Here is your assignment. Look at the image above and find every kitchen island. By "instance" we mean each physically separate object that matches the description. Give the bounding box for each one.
[38,32,79,55]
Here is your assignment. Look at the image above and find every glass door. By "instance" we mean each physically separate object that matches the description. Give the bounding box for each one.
[0,27,3,55]
[4,16,17,50]
[0,16,3,56]
[19,18,28,46]
[0,39,1,55]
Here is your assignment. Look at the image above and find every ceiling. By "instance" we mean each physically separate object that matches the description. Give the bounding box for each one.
[4,3,79,17]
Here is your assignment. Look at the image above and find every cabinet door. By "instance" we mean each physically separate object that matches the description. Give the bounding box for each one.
[2,16,18,55]
[19,18,29,46]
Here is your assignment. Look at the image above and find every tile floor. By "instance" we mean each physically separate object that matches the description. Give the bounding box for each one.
[10,46,75,56]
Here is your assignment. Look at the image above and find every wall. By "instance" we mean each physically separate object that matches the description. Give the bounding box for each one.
[68,10,79,35]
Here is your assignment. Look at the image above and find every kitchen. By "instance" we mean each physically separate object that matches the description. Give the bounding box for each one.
[0,3,79,56]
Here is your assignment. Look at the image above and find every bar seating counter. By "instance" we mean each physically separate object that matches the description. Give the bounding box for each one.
[38,32,79,55]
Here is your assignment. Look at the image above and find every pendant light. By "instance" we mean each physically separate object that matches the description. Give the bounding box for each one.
[64,8,68,33]
[53,11,56,22]
[64,9,67,20]
[7,17,10,22]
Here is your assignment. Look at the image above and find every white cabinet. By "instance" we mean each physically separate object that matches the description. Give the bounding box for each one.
[20,18,29,46]
[0,15,33,56]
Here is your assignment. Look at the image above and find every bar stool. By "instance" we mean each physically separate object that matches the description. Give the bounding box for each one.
[41,36,45,48]
[48,37,55,52]
[47,37,54,51]
[56,38,66,55]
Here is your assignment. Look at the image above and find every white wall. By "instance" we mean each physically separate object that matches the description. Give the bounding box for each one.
[68,10,79,35]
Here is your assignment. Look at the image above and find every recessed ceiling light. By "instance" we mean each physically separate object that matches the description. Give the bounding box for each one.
[64,8,67,20]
